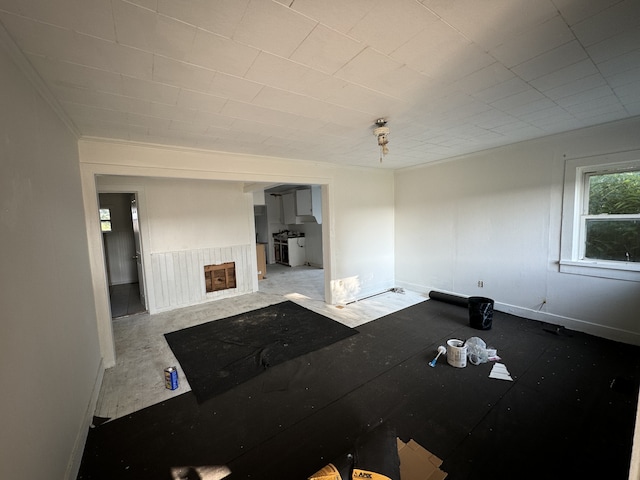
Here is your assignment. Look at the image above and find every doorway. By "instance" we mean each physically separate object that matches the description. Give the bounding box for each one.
[99,192,147,318]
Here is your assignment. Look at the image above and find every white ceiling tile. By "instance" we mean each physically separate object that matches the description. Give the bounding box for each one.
[120,76,180,105]
[113,2,197,60]
[572,106,628,124]
[126,111,172,130]
[348,0,439,55]
[152,55,215,91]
[597,50,640,78]
[322,83,399,117]
[157,0,250,38]
[490,88,546,111]
[420,0,558,50]
[571,0,640,47]
[1,13,153,79]
[490,120,543,135]
[555,85,616,109]
[290,0,378,34]
[452,63,515,95]
[0,0,116,41]
[251,87,372,127]
[62,101,129,125]
[516,105,573,124]
[390,21,482,78]
[613,79,640,103]
[53,85,150,114]
[187,29,259,77]
[27,54,123,94]
[472,77,531,103]
[2,0,636,168]
[467,110,519,129]
[511,40,588,81]
[245,52,348,100]
[376,66,434,101]
[607,66,640,89]
[552,0,620,26]
[208,72,263,102]
[176,90,226,113]
[528,58,600,92]
[126,0,158,11]
[541,73,607,100]
[289,24,363,75]
[232,0,316,57]
[623,99,640,115]
[221,100,328,134]
[586,27,640,64]
[564,94,625,115]
[334,48,404,93]
[490,15,575,68]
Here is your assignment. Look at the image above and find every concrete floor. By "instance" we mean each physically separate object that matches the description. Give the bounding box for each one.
[94,264,427,421]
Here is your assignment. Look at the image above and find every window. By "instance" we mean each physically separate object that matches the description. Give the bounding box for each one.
[560,151,640,281]
[582,171,640,262]
[99,208,112,232]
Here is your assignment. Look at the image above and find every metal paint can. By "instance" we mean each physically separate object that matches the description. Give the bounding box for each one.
[446,339,467,368]
[164,366,179,390]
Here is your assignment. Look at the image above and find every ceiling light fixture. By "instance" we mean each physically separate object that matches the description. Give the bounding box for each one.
[373,118,389,162]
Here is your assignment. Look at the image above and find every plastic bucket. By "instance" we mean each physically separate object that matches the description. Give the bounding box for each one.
[468,296,494,330]
[446,339,467,368]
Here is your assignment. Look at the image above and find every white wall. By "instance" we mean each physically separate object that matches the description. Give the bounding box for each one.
[80,139,396,364]
[97,176,257,313]
[395,117,640,345]
[0,43,101,479]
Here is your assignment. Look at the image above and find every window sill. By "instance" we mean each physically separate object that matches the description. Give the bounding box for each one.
[559,260,640,282]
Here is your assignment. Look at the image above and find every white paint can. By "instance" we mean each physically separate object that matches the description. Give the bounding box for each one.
[446,339,467,368]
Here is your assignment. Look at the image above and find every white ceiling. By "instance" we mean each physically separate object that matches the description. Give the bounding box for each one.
[1,0,638,169]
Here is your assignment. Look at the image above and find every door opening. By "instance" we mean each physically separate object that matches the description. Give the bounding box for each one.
[99,192,147,318]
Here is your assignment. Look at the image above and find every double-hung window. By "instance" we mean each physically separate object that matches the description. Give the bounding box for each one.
[560,151,640,281]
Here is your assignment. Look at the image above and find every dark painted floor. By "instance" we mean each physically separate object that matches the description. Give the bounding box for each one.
[78,300,640,479]
[109,282,146,318]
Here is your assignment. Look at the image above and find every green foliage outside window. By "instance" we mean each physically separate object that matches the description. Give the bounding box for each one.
[585,171,640,262]
[99,208,112,232]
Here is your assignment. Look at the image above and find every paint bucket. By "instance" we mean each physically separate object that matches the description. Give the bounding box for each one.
[446,339,467,368]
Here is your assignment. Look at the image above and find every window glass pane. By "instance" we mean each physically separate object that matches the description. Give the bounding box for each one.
[99,208,111,220]
[588,171,640,215]
[100,221,112,232]
[585,219,640,262]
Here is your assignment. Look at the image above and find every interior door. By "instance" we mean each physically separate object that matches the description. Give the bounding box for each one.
[130,195,146,308]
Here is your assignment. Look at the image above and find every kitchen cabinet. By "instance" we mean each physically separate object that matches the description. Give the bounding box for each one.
[295,188,312,215]
[295,186,322,224]
[282,193,296,225]
[274,236,305,267]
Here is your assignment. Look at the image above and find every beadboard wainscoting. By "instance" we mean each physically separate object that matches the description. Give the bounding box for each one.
[149,244,256,313]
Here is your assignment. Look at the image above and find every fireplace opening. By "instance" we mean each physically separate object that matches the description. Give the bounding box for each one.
[204,262,236,293]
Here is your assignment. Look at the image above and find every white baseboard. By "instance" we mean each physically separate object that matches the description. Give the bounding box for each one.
[395,282,640,346]
[496,302,640,346]
[65,358,104,480]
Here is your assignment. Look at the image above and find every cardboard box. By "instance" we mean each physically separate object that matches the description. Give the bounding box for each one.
[396,439,447,480]
[308,439,447,480]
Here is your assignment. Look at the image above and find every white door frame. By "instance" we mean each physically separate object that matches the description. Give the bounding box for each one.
[80,163,334,369]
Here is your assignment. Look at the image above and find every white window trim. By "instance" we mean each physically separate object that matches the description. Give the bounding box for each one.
[560,150,640,282]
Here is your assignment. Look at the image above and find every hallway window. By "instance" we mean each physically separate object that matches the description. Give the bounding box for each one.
[99,208,112,232]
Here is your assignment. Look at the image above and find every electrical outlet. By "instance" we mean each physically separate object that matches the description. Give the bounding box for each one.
[477,280,484,288]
